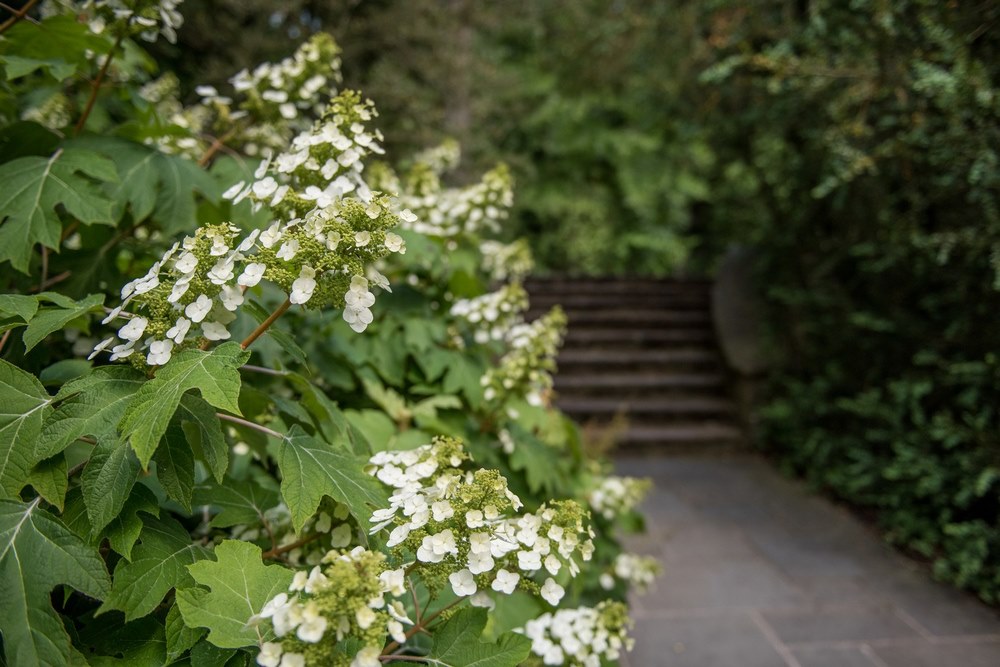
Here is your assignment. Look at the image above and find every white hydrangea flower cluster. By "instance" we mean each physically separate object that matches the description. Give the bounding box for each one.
[91,90,408,364]
[226,502,356,568]
[480,239,535,283]
[397,162,513,238]
[253,547,409,667]
[587,475,652,521]
[449,283,528,344]
[153,34,343,158]
[226,90,390,225]
[230,33,342,130]
[519,601,634,667]
[52,0,185,43]
[365,141,513,239]
[20,92,72,129]
[599,553,661,593]
[367,437,595,608]
[481,307,567,406]
[91,196,400,363]
[409,138,461,175]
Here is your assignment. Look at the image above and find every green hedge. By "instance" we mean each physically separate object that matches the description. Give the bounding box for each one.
[698,0,1000,602]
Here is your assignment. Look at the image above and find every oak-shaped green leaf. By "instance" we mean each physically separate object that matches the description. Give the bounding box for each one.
[176,394,229,483]
[0,15,111,83]
[506,424,566,496]
[0,149,117,273]
[99,516,211,622]
[25,454,67,511]
[166,603,205,662]
[0,499,111,667]
[0,360,53,499]
[153,421,196,511]
[22,292,104,352]
[37,365,145,461]
[428,608,532,667]
[443,355,485,408]
[277,425,388,533]
[175,540,293,649]
[81,436,140,534]
[62,484,160,560]
[69,136,219,230]
[0,293,39,321]
[192,478,279,528]
[119,342,249,468]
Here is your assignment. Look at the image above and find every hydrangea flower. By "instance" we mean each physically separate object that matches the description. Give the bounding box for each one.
[518,601,635,667]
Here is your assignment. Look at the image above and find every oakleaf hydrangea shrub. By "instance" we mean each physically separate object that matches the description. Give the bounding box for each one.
[0,3,656,665]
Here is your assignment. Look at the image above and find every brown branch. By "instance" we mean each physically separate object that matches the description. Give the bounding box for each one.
[262,533,323,560]
[240,364,288,377]
[197,130,237,167]
[240,297,291,350]
[381,598,465,656]
[215,412,284,440]
[0,0,40,34]
[74,31,125,136]
[60,220,80,242]
[30,269,72,293]
[0,330,11,355]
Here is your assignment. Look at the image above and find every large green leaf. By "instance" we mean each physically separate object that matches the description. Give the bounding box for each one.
[99,516,212,622]
[506,424,567,495]
[428,608,532,667]
[176,394,230,483]
[22,292,104,352]
[192,478,279,529]
[119,342,249,468]
[443,355,485,408]
[70,136,219,229]
[153,421,196,511]
[0,360,53,499]
[0,149,117,273]
[276,425,388,533]
[62,484,160,561]
[175,540,293,649]
[81,436,140,534]
[165,603,205,663]
[37,365,145,461]
[0,15,111,83]
[0,499,111,667]
[25,454,68,511]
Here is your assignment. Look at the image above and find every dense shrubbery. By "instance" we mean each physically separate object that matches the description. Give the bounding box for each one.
[0,3,657,664]
[697,0,1000,602]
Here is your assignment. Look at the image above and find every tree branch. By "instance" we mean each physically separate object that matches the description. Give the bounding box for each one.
[0,0,40,34]
[215,412,284,440]
[240,298,292,350]
[74,31,125,136]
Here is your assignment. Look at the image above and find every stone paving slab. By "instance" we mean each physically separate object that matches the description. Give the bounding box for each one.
[616,454,1000,667]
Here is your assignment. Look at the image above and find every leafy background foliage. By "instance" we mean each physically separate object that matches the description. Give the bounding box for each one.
[165,0,1000,603]
[0,3,649,664]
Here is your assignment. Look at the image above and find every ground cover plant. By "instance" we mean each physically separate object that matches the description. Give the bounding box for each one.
[0,2,658,664]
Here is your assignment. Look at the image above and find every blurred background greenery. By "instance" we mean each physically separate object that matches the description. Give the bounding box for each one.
[153,0,1000,603]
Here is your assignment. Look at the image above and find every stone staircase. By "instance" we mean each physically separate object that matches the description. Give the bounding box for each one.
[525,277,744,451]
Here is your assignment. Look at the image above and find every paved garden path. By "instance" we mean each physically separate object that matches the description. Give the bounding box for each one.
[615,453,1000,667]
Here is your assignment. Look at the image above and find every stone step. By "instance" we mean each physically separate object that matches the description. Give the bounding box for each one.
[552,310,712,326]
[615,424,744,449]
[563,328,714,346]
[556,396,736,418]
[525,278,711,292]
[528,292,710,306]
[556,348,719,367]
[555,373,725,392]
